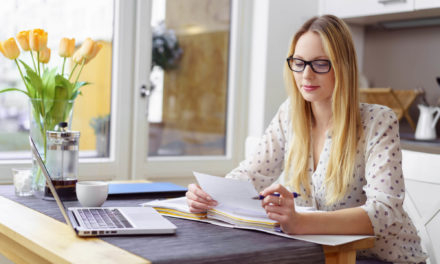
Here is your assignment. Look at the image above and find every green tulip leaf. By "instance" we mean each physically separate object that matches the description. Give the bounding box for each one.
[70,90,81,101]
[55,74,72,100]
[70,81,89,100]
[75,81,89,89]
[42,68,57,101]
[20,60,43,97]
[24,77,36,98]
[0,88,29,97]
[18,59,33,72]
[44,85,66,117]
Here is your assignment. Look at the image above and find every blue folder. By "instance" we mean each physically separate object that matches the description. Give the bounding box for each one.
[108,182,187,195]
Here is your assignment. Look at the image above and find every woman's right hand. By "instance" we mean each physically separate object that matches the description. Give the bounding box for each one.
[186,183,218,213]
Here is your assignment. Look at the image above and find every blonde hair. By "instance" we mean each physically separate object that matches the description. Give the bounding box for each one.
[283,15,361,204]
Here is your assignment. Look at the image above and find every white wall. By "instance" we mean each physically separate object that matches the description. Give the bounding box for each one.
[247,0,319,137]
[348,24,365,73]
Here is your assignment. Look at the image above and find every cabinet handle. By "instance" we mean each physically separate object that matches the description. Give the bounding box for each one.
[378,0,406,4]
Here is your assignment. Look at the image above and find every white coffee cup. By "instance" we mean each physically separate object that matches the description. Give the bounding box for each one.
[76,181,108,207]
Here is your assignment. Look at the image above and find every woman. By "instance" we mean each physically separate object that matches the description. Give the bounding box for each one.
[186,15,426,263]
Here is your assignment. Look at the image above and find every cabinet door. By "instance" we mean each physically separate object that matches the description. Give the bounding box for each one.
[320,0,414,18]
[415,0,440,10]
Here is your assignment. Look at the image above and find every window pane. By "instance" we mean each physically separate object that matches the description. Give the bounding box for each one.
[0,0,114,159]
[148,0,230,157]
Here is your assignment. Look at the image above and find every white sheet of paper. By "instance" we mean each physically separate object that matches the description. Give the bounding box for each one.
[236,225,372,246]
[193,172,316,217]
[143,197,191,213]
[193,171,264,212]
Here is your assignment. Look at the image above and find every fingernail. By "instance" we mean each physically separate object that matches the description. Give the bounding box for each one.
[206,196,212,201]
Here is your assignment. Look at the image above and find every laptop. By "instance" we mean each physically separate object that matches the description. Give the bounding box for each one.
[30,136,177,237]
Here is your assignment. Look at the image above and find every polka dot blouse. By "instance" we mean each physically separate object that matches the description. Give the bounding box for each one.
[226,100,427,263]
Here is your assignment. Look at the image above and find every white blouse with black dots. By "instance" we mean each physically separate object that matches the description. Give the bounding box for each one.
[226,100,427,263]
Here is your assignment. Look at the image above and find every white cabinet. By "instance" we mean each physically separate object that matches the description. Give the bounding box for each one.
[402,150,440,264]
[415,0,440,10]
[319,0,415,18]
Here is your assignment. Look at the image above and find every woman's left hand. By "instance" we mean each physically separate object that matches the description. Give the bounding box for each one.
[260,184,299,234]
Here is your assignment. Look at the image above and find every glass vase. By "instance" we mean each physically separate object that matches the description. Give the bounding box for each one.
[29,98,74,197]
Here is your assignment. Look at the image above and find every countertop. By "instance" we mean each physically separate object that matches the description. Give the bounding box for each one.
[400,132,440,154]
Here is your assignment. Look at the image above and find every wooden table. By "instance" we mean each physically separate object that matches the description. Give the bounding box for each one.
[0,194,374,264]
[323,238,374,264]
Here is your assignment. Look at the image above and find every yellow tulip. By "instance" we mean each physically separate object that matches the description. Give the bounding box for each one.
[59,37,75,57]
[0,42,5,57]
[29,29,48,52]
[78,38,94,58]
[86,42,103,62]
[38,47,51,64]
[16,30,30,51]
[74,38,102,64]
[0,38,20,60]
[72,49,83,64]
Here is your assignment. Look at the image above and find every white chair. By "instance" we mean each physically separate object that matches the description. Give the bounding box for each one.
[402,150,440,264]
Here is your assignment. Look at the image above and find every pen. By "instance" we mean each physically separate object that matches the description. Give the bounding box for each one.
[252,192,299,200]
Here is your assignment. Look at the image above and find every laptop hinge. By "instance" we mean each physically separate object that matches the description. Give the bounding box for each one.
[68,209,81,230]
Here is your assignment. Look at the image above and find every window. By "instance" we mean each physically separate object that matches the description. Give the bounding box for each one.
[0,0,251,182]
[0,0,114,160]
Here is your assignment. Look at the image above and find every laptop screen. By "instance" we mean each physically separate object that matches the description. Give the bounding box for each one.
[29,136,75,228]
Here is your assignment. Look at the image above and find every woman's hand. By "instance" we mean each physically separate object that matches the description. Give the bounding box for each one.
[260,184,299,234]
[186,183,218,213]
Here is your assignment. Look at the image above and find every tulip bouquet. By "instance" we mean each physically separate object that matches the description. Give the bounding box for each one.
[0,29,102,191]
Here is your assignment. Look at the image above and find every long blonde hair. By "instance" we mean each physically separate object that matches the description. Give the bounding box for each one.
[284,15,361,204]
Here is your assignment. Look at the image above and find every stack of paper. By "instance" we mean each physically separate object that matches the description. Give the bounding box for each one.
[144,197,278,230]
[146,197,207,220]
[208,207,278,231]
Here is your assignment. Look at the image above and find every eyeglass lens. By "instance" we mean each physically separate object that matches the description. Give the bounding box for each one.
[288,58,331,73]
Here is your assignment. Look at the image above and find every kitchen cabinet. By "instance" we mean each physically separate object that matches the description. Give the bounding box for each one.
[320,0,440,25]
[415,0,440,10]
[319,0,415,19]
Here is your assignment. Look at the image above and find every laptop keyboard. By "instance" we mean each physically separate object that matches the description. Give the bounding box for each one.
[77,208,133,229]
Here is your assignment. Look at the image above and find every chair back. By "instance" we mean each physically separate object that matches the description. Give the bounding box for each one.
[402,149,440,264]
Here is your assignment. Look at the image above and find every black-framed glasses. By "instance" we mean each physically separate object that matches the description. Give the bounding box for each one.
[286,57,332,74]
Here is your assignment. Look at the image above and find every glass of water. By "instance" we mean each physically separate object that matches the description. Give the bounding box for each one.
[12,169,34,197]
